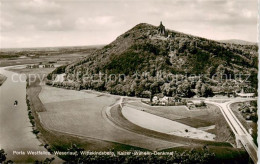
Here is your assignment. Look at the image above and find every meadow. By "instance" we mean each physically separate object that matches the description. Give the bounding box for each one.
[124,100,235,144]
[38,85,182,151]
[122,105,216,141]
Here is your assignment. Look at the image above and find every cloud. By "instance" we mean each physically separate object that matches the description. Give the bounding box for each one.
[45,19,62,29]
[91,16,114,25]
[0,0,257,48]
[16,0,63,15]
[0,18,14,31]
[242,9,253,18]
[75,16,125,31]
[75,16,114,29]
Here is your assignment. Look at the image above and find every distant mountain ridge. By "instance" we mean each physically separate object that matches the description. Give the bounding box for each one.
[218,39,257,46]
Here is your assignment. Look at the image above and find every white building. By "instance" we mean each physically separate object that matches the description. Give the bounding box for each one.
[152,96,159,104]
[236,88,255,98]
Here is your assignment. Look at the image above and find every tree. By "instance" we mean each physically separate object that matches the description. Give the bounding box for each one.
[202,84,213,97]
[0,149,6,163]
[141,90,151,98]
[161,83,171,96]
[177,81,194,97]
[196,82,213,97]
[150,82,159,102]
[114,84,123,95]
[67,144,84,163]
[130,81,137,96]
[195,81,202,96]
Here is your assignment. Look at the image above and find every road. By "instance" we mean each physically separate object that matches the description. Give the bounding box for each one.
[205,98,258,163]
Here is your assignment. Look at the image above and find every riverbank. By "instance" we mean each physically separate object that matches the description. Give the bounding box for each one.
[0,67,58,163]
[0,74,7,86]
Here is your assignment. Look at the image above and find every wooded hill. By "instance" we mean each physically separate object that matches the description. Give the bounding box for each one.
[48,23,258,98]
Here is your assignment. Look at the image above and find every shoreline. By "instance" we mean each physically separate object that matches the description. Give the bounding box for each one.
[0,66,58,163]
[0,74,7,86]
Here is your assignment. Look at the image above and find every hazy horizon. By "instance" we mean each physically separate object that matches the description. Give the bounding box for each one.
[1,0,257,48]
[0,33,257,50]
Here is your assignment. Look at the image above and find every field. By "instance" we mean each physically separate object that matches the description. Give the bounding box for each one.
[0,45,100,67]
[124,100,235,144]
[8,66,248,163]
[122,105,215,140]
[38,85,183,151]
[26,78,151,161]
[19,68,152,161]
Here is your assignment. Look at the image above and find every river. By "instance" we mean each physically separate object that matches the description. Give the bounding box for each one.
[0,66,53,162]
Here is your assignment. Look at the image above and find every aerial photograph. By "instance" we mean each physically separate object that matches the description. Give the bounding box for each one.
[0,0,258,163]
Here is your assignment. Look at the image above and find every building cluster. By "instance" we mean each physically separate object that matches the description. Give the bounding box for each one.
[151,95,206,110]
[236,88,255,98]
[26,64,55,69]
[239,102,257,121]
[152,96,182,106]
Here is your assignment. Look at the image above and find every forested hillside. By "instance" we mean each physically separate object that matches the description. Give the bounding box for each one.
[47,23,258,98]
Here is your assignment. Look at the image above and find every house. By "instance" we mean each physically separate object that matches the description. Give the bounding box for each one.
[160,96,169,105]
[237,92,254,98]
[151,96,185,106]
[246,115,251,120]
[187,102,195,109]
[26,64,39,69]
[236,88,254,98]
[152,96,159,104]
[192,100,204,106]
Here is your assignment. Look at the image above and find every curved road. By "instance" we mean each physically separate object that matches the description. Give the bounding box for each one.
[205,98,257,163]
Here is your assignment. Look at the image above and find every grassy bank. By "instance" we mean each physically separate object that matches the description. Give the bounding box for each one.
[0,74,7,86]
[125,100,235,144]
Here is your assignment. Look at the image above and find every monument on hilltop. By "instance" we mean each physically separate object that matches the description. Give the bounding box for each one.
[158,21,167,36]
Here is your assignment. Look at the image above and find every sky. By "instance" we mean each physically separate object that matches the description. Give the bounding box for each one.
[0,0,258,48]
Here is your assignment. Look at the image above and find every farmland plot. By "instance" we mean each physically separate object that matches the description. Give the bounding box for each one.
[38,86,183,150]
[124,100,235,143]
[122,106,216,141]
